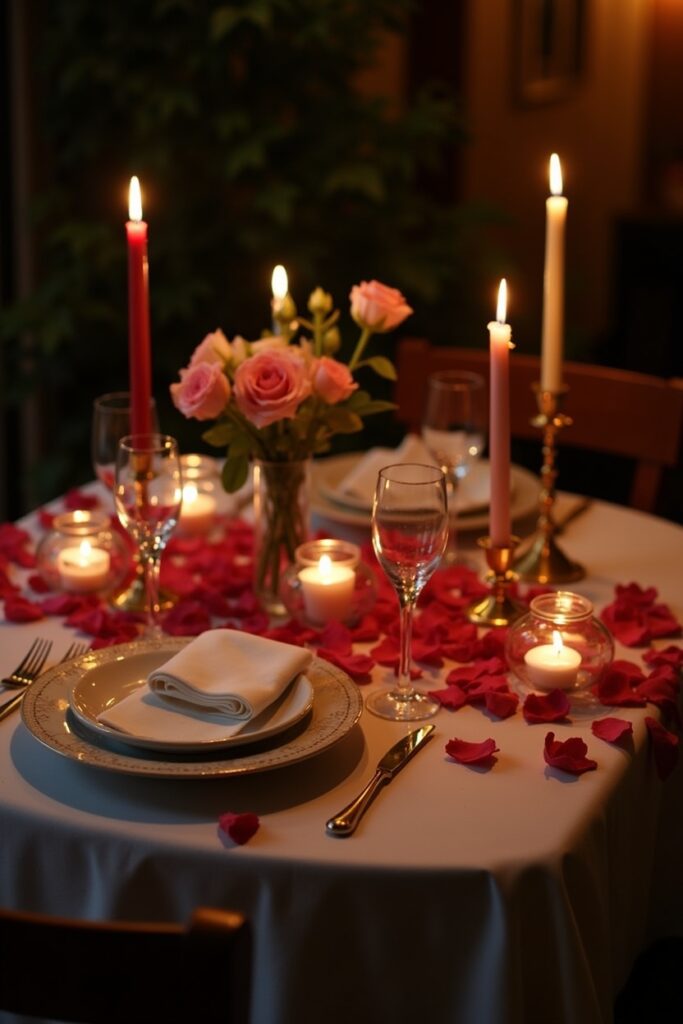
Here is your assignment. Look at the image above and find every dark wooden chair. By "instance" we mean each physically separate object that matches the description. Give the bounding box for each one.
[394,338,683,513]
[0,905,251,1024]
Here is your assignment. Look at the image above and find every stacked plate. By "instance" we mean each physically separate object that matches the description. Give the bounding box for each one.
[21,638,363,779]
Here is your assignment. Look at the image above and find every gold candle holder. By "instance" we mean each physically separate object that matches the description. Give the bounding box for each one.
[514,384,585,584]
[468,536,525,627]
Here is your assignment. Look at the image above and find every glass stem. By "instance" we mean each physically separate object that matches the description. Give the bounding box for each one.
[143,549,162,633]
[397,598,415,698]
[445,476,459,562]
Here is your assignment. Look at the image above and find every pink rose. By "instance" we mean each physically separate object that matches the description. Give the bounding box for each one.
[312,357,358,404]
[170,361,231,421]
[189,329,232,367]
[349,280,413,332]
[234,350,312,428]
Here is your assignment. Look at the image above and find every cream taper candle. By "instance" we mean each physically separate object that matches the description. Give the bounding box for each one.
[541,154,568,393]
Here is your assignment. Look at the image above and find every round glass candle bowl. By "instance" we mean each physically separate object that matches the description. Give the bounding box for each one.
[178,454,219,536]
[505,591,614,698]
[36,510,129,596]
[281,539,377,627]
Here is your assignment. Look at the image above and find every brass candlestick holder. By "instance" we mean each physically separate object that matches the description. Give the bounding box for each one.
[468,536,525,627]
[514,384,585,584]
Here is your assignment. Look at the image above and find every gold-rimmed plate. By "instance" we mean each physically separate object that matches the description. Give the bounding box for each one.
[21,637,363,779]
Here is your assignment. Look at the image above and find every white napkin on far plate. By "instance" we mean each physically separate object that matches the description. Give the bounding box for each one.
[97,629,312,742]
[336,434,436,505]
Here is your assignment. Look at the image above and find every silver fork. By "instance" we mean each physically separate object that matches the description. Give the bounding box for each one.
[1,638,53,688]
[0,641,88,723]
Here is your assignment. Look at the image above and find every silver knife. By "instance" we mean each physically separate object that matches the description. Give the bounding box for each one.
[326,724,435,837]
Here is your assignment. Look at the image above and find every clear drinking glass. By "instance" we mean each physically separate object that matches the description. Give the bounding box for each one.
[114,434,183,636]
[421,370,486,566]
[92,392,158,492]
[367,463,448,721]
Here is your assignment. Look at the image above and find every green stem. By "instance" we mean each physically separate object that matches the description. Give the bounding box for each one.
[348,326,373,372]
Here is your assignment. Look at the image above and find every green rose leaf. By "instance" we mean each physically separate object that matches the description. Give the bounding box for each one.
[363,355,397,381]
[221,453,250,493]
[202,421,236,448]
[323,407,364,434]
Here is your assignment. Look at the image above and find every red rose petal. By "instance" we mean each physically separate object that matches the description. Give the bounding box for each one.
[544,732,597,775]
[64,488,100,511]
[643,645,683,670]
[218,811,260,846]
[523,689,571,723]
[162,600,212,637]
[645,717,680,781]
[27,574,51,594]
[3,595,45,622]
[445,736,499,765]
[316,647,375,682]
[428,684,467,710]
[485,689,519,719]
[591,717,633,744]
[318,621,353,654]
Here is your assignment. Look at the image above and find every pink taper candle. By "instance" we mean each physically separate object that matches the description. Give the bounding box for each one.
[488,279,512,547]
[541,154,568,392]
[126,176,153,435]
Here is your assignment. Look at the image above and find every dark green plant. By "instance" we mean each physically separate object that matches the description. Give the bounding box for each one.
[2,0,496,505]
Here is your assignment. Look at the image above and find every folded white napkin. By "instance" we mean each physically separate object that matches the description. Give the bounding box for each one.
[97,629,313,742]
[337,435,436,504]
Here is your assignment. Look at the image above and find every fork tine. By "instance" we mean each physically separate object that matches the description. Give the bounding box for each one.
[10,638,43,677]
[23,639,52,678]
[61,642,88,663]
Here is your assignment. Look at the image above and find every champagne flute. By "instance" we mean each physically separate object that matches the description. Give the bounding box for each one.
[421,370,486,566]
[114,434,183,636]
[367,463,448,721]
[92,392,158,493]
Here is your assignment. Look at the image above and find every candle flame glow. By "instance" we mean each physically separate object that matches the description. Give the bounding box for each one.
[183,483,198,504]
[549,153,563,197]
[552,630,564,656]
[319,554,333,581]
[496,278,507,323]
[78,540,93,566]
[272,264,288,299]
[128,176,143,221]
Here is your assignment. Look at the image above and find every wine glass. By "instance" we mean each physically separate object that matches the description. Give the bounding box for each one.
[114,434,183,636]
[421,370,486,566]
[92,392,158,493]
[367,463,448,721]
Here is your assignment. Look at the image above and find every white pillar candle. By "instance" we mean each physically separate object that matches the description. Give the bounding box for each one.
[299,554,355,624]
[488,279,512,548]
[179,483,216,535]
[524,630,581,690]
[57,540,111,593]
[541,153,568,393]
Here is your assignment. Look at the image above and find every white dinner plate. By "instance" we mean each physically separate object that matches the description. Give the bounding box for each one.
[69,648,314,753]
[21,638,364,779]
[311,454,539,531]
[319,457,497,515]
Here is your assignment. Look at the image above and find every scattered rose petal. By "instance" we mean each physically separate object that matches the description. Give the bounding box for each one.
[544,732,597,775]
[523,689,571,723]
[64,488,100,511]
[445,736,498,765]
[318,621,353,654]
[162,600,212,636]
[485,689,519,719]
[465,675,510,704]
[591,717,633,744]
[3,595,45,622]
[644,645,683,670]
[27,574,50,594]
[428,684,467,710]
[316,648,375,682]
[645,717,679,780]
[218,811,260,845]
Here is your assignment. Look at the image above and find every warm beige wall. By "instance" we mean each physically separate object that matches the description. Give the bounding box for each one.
[460,0,650,356]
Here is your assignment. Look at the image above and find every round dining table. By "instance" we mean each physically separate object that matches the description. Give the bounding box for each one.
[1,486,682,1024]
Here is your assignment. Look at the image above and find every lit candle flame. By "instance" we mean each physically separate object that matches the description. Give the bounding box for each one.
[271,264,288,300]
[552,630,564,656]
[496,278,507,324]
[549,153,563,197]
[128,176,143,221]
[319,554,333,581]
[183,483,198,504]
[78,540,93,566]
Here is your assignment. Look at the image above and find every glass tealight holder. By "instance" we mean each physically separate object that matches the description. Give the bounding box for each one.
[178,454,220,536]
[505,591,614,701]
[281,539,377,627]
[37,510,129,596]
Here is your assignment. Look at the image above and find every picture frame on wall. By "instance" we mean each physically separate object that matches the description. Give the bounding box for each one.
[513,0,586,105]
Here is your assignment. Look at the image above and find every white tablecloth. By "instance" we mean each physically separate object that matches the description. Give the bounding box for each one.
[1,496,683,1024]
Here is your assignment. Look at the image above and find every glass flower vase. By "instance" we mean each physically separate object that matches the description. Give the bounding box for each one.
[252,458,311,615]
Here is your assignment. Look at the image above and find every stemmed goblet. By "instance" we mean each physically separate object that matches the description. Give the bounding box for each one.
[92,392,158,492]
[114,434,183,636]
[421,370,486,566]
[367,463,448,721]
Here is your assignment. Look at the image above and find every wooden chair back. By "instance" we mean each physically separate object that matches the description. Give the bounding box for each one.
[394,338,683,513]
[0,905,251,1024]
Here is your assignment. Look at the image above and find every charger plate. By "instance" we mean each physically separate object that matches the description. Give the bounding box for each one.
[21,637,363,779]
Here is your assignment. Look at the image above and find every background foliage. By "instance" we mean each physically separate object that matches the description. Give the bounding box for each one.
[2,0,496,504]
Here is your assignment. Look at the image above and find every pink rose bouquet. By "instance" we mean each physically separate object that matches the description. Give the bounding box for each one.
[170,279,411,604]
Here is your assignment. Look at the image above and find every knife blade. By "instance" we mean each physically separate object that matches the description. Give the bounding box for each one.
[325,724,435,837]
